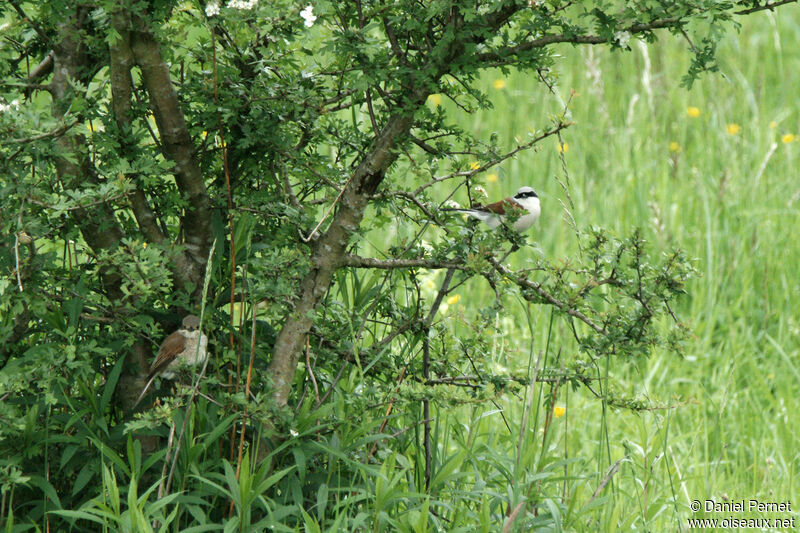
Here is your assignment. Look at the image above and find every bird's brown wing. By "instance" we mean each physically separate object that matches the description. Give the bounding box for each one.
[147,331,186,377]
[475,197,521,215]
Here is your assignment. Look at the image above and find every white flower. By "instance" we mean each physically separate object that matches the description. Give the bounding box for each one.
[205,1,220,16]
[228,0,257,9]
[0,99,20,113]
[289,428,299,437]
[300,4,317,27]
[615,31,631,48]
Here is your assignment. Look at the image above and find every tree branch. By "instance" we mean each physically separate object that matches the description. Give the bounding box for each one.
[341,254,464,270]
[267,4,550,408]
[475,1,798,66]
[50,10,126,299]
[129,17,213,299]
[474,17,683,65]
[268,104,424,406]
[735,0,798,15]
[3,120,78,145]
[488,257,605,334]
[27,51,54,83]
[108,9,167,246]
[410,120,571,197]
[7,0,51,45]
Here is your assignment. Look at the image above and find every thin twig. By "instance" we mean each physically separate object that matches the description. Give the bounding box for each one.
[316,361,348,407]
[516,350,543,468]
[4,120,79,145]
[489,258,604,334]
[305,335,320,403]
[14,200,27,292]
[7,0,51,44]
[282,164,302,210]
[586,457,624,506]
[422,268,456,489]
[234,301,259,489]
[735,0,798,15]
[301,172,356,242]
[405,121,571,197]
[367,366,407,461]
[14,234,23,292]
[365,88,380,135]
[156,421,176,500]
[27,193,127,211]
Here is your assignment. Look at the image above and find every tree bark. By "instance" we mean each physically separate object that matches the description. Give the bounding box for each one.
[267,109,423,406]
[50,10,126,299]
[129,19,213,300]
[109,11,167,246]
[265,4,527,408]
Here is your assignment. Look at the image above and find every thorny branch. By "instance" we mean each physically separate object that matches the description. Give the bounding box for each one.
[342,253,607,335]
[477,0,798,67]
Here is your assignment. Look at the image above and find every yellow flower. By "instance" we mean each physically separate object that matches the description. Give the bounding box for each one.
[769,121,777,129]
[487,173,498,183]
[428,94,442,107]
[687,106,701,118]
[447,294,461,305]
[557,142,569,153]
[726,123,740,135]
[469,161,481,170]
[492,79,507,90]
[669,142,681,153]
[781,133,796,144]
[553,406,566,418]
[142,242,148,249]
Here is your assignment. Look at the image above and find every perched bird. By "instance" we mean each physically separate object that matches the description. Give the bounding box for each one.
[134,315,208,407]
[443,186,541,232]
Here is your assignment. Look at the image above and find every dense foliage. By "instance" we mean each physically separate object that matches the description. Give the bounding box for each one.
[0,0,792,530]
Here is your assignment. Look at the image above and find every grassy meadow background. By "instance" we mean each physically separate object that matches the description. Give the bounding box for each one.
[4,6,797,531]
[368,7,800,530]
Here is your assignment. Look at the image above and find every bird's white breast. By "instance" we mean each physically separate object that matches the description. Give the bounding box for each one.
[511,197,540,232]
[161,331,208,379]
[183,330,208,367]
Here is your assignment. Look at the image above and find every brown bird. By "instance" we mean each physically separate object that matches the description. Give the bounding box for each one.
[134,315,208,407]
[442,186,540,232]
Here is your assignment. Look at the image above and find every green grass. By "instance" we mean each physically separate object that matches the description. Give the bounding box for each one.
[395,8,800,531]
[7,8,796,531]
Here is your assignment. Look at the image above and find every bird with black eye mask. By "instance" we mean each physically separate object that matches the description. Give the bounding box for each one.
[442,186,541,232]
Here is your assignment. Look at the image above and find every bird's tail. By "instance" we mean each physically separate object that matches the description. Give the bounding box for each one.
[132,373,157,409]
